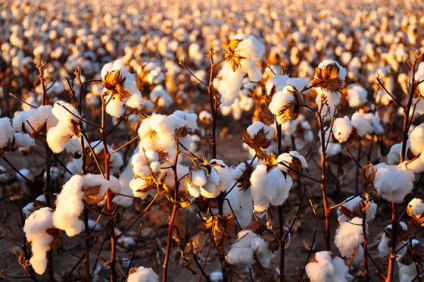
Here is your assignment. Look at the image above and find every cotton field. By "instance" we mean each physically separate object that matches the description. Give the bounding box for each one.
[1,0,424,281]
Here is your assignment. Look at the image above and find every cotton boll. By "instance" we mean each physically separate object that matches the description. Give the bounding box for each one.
[127,266,159,282]
[46,123,75,153]
[250,164,269,213]
[351,112,373,137]
[409,124,424,156]
[372,163,415,203]
[315,88,341,121]
[53,175,85,236]
[268,168,292,207]
[52,101,80,123]
[347,84,368,108]
[0,118,15,148]
[211,159,232,192]
[405,152,424,173]
[209,271,223,282]
[332,117,353,143]
[305,251,348,282]
[378,222,408,257]
[217,62,245,107]
[105,95,125,117]
[233,34,264,61]
[334,217,364,260]
[407,198,424,219]
[398,261,417,282]
[23,207,54,275]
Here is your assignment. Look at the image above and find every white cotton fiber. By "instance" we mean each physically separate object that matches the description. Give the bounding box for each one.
[351,112,373,137]
[0,118,15,149]
[408,198,424,219]
[347,84,367,108]
[409,124,424,156]
[332,117,353,143]
[334,217,363,260]
[127,266,159,282]
[372,163,415,203]
[305,251,348,282]
[23,207,54,274]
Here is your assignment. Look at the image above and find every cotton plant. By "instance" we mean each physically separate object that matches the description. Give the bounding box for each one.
[101,58,143,117]
[217,34,264,106]
[312,60,347,121]
[23,207,55,275]
[305,251,349,282]
[52,174,121,236]
[226,230,276,268]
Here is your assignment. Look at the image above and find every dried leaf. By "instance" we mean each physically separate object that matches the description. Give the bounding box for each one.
[224,39,245,71]
[311,63,344,92]
[82,185,104,205]
[190,231,206,254]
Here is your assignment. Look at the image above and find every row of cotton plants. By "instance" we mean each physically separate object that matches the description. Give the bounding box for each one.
[1,0,424,282]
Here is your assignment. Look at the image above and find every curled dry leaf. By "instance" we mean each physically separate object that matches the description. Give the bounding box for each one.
[311,63,344,93]
[102,69,131,101]
[224,39,244,71]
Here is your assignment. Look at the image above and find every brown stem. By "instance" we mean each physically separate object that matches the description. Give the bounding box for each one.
[316,109,330,251]
[278,205,285,282]
[362,204,370,281]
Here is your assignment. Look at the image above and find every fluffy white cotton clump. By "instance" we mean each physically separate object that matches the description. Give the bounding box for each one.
[416,62,424,96]
[407,198,424,219]
[226,230,275,268]
[23,207,54,274]
[351,112,373,137]
[371,163,415,203]
[246,121,274,141]
[53,174,121,236]
[217,34,264,106]
[409,124,424,156]
[305,251,348,282]
[317,60,347,80]
[334,217,364,262]
[332,117,353,143]
[250,164,292,213]
[269,85,300,123]
[127,266,159,282]
[101,58,143,117]
[387,143,402,165]
[223,162,254,228]
[0,118,15,149]
[347,84,368,107]
[277,151,308,174]
[46,101,81,154]
[13,105,58,135]
[187,160,229,198]
[150,85,173,109]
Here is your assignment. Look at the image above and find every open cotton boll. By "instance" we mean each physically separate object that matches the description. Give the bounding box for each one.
[415,62,424,96]
[246,121,274,141]
[347,84,367,108]
[332,117,353,143]
[53,175,85,236]
[286,77,309,93]
[217,62,245,107]
[250,164,269,213]
[305,251,348,282]
[150,85,173,109]
[105,94,125,117]
[268,168,292,207]
[0,118,15,148]
[269,87,297,122]
[334,217,364,260]
[407,198,424,219]
[23,207,54,275]
[223,183,253,228]
[317,60,347,80]
[46,123,76,153]
[232,34,264,61]
[127,266,159,282]
[409,124,424,156]
[211,159,232,192]
[372,163,415,203]
[405,153,424,173]
[397,240,422,282]
[351,112,373,137]
[172,110,198,132]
